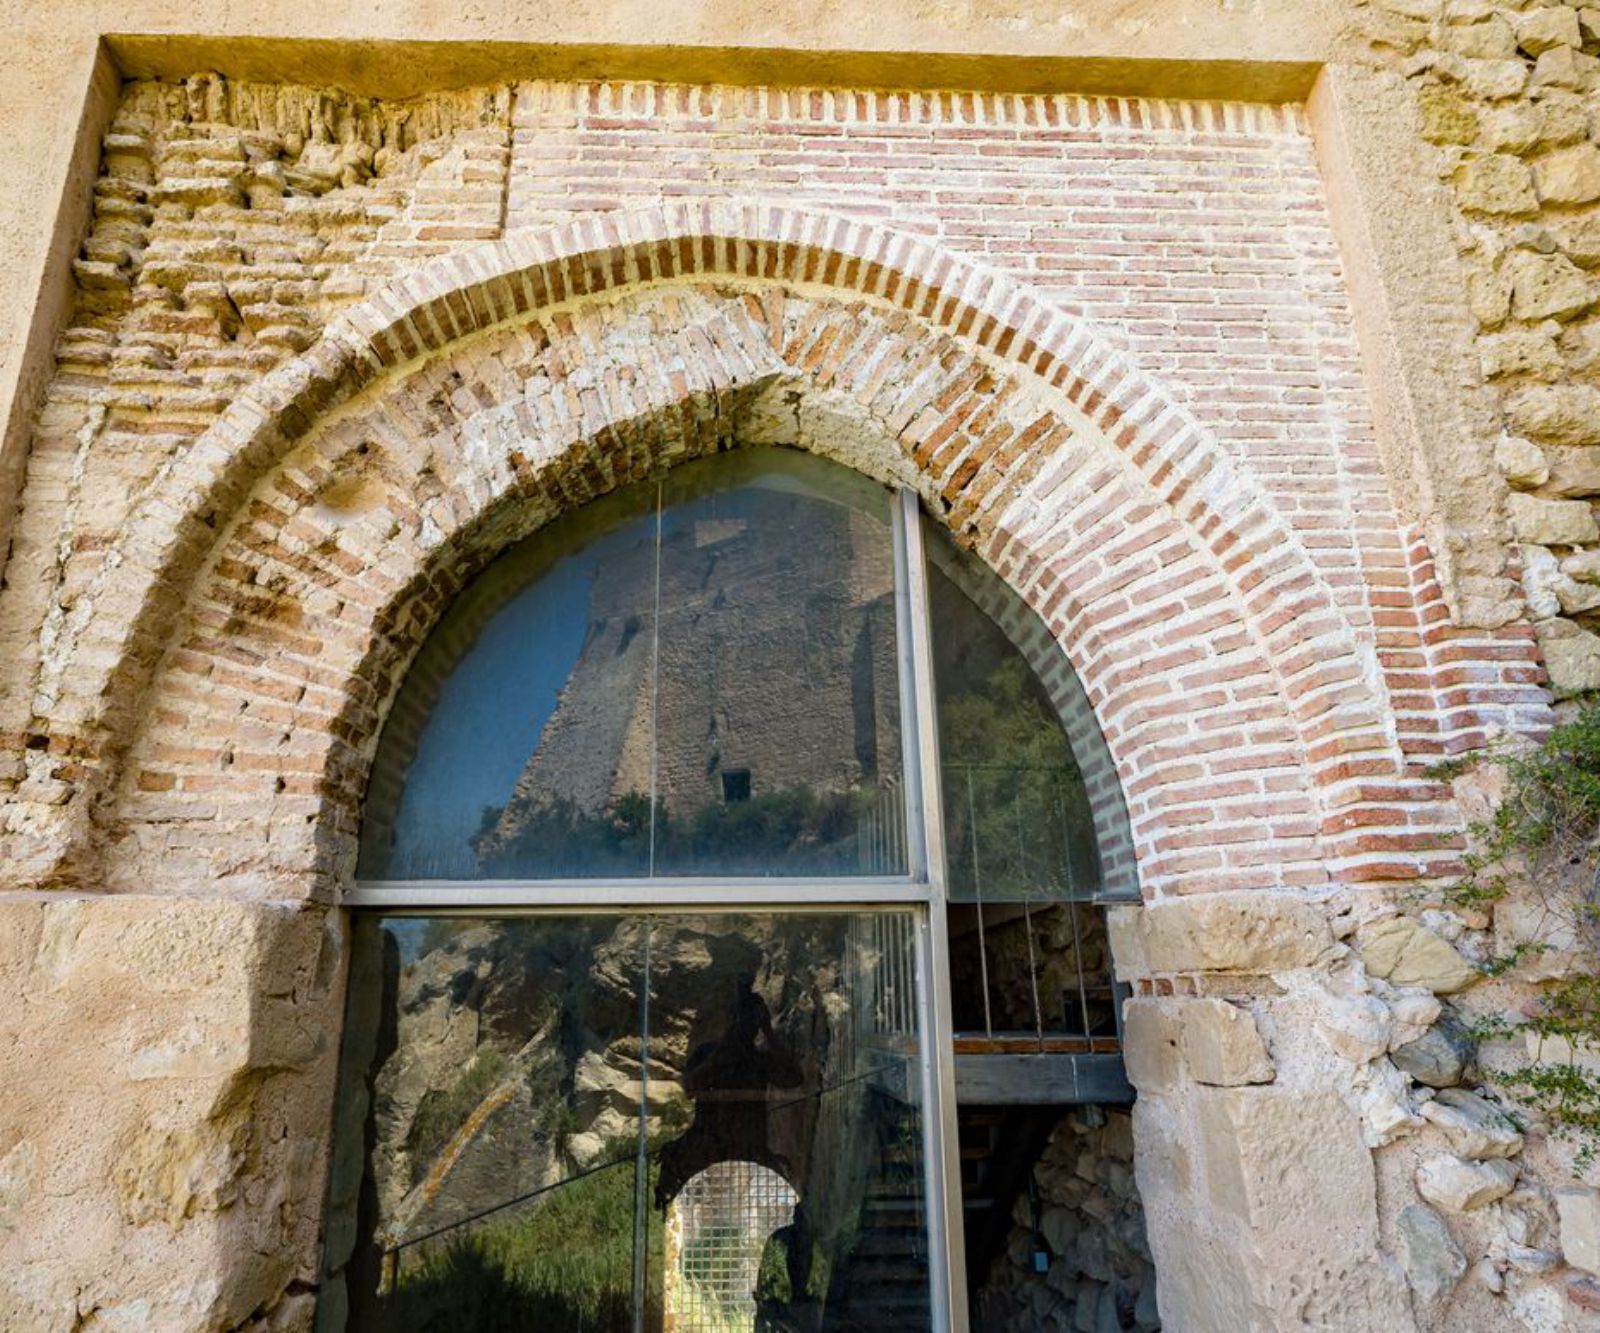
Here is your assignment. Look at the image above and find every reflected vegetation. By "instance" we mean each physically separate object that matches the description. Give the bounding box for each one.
[927,543,1105,903]
[326,913,931,1331]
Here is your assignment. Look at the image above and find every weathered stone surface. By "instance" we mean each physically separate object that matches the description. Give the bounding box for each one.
[1517,5,1582,54]
[1553,213,1600,270]
[1468,263,1515,327]
[1506,250,1598,321]
[1416,1154,1517,1211]
[1534,144,1600,206]
[0,895,336,1332]
[1507,384,1600,445]
[1417,84,1479,144]
[1420,1087,1524,1159]
[1395,1203,1466,1304]
[1558,572,1600,614]
[1565,549,1600,583]
[1446,14,1517,59]
[1545,445,1600,497]
[1391,1019,1473,1087]
[1557,1187,1600,1277]
[1121,997,1182,1096]
[1531,44,1600,92]
[1317,990,1393,1064]
[1481,326,1564,380]
[1386,987,1443,1048]
[1520,542,1565,617]
[1464,55,1531,99]
[1571,1276,1600,1313]
[1535,616,1600,695]
[1508,492,1600,546]
[1356,915,1482,993]
[1110,892,1337,979]
[1179,999,1275,1086]
[1496,435,1550,488]
[1454,154,1538,215]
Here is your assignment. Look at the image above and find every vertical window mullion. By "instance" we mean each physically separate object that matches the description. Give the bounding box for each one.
[897,489,970,1333]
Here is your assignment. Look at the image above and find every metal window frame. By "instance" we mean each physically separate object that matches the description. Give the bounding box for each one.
[343,484,972,1333]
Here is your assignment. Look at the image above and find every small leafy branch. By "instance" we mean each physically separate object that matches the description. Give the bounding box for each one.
[1439,699,1600,1171]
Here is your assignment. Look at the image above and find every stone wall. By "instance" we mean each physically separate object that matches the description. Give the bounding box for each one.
[0,893,340,1331]
[974,1107,1159,1333]
[1113,887,1600,1330]
[1348,0,1600,693]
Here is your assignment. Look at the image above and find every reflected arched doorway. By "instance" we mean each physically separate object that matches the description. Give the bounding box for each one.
[663,1161,798,1332]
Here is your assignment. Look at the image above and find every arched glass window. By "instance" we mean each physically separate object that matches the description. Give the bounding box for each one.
[360,452,906,882]
[326,447,1135,1333]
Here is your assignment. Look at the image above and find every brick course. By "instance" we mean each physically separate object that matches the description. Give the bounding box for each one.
[0,75,1554,899]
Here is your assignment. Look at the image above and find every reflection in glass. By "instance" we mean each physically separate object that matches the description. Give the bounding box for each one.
[360,449,906,881]
[925,529,1115,904]
[323,912,931,1331]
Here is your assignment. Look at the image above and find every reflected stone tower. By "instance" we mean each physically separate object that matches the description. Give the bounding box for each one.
[482,483,899,864]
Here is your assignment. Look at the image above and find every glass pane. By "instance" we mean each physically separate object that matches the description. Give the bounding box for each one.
[359,449,906,881]
[322,911,932,1331]
[924,521,1133,902]
[647,458,903,876]
[324,915,648,1329]
[647,913,930,1330]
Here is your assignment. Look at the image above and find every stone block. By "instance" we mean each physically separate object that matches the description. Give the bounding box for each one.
[1557,1186,1600,1276]
[1481,327,1564,380]
[1395,1203,1466,1304]
[1317,990,1393,1064]
[1496,436,1550,488]
[1534,144,1600,205]
[1468,265,1514,327]
[0,893,338,1332]
[1119,892,1337,978]
[1508,492,1599,546]
[1391,1020,1473,1087]
[1524,1029,1600,1072]
[1571,1277,1600,1313]
[1517,6,1582,55]
[1520,542,1565,618]
[1105,905,1146,981]
[1194,1087,1380,1252]
[1508,384,1600,446]
[1416,1154,1517,1212]
[1463,56,1531,100]
[1531,44,1600,92]
[1553,215,1600,271]
[1506,250,1598,322]
[1446,14,1517,59]
[1535,617,1600,696]
[1454,154,1538,215]
[1420,1088,1524,1159]
[1178,999,1274,1086]
[1416,84,1478,145]
[1356,915,1481,994]
[1122,997,1183,1095]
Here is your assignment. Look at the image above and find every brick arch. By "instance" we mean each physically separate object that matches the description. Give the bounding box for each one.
[103,281,1428,902]
[14,201,1428,892]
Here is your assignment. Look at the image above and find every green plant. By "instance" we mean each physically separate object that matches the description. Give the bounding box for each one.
[1442,699,1600,1171]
